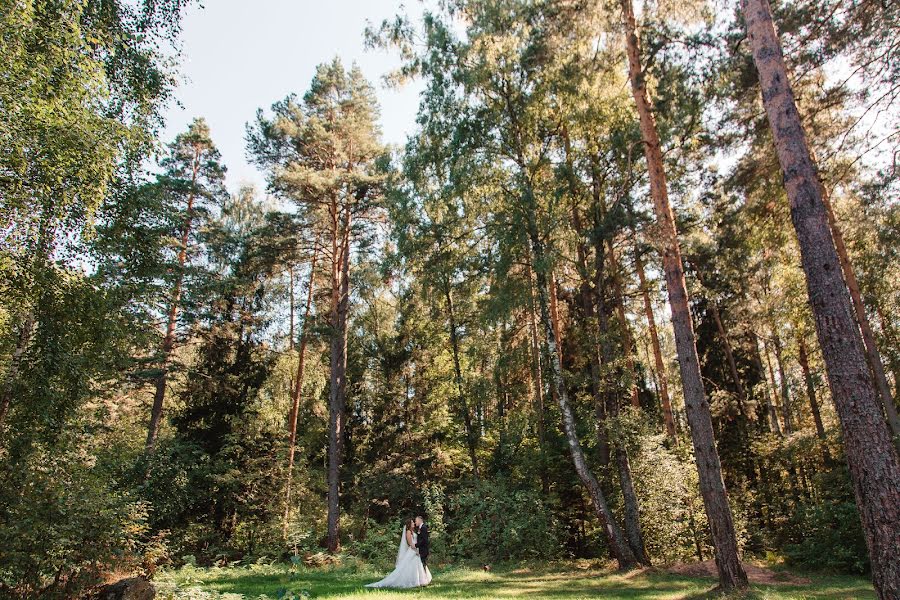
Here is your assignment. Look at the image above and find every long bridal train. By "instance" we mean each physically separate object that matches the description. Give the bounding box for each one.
[365,526,432,589]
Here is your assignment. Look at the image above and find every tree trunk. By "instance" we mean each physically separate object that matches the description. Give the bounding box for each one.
[549,272,564,364]
[742,0,900,594]
[146,147,201,453]
[634,244,677,441]
[326,206,351,553]
[620,0,747,588]
[445,284,481,479]
[284,245,320,539]
[710,301,747,415]
[796,335,826,441]
[526,253,551,492]
[754,334,782,436]
[820,187,900,438]
[771,330,794,433]
[524,189,638,570]
[595,239,650,565]
[288,265,296,351]
[568,161,611,467]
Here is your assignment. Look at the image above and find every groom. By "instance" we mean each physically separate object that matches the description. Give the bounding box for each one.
[414,515,430,570]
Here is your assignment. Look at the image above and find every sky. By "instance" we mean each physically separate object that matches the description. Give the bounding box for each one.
[160,0,424,194]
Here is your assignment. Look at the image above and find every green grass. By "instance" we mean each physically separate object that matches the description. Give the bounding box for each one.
[154,562,875,600]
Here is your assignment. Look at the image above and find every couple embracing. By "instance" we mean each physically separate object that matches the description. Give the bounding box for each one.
[365,515,432,589]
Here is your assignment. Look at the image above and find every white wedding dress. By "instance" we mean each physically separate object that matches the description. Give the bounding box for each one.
[365,526,432,588]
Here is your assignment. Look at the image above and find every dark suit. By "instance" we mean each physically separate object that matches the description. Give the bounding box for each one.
[416,523,430,568]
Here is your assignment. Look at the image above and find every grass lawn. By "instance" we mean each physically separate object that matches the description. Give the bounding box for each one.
[154,561,875,600]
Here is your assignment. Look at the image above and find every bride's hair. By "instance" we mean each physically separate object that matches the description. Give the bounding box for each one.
[405,517,415,532]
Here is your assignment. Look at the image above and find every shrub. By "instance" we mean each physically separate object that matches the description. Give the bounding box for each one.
[784,468,869,574]
[349,519,402,568]
[444,480,562,563]
[0,444,148,598]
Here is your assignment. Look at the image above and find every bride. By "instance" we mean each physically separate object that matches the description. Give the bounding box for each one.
[365,518,432,589]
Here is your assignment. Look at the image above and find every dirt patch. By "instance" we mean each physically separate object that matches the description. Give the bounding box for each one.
[666,560,811,585]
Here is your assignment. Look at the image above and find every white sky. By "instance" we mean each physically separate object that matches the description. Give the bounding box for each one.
[161,0,424,195]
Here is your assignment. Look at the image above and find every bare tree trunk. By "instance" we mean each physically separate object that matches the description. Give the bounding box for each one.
[796,335,826,441]
[634,245,677,441]
[595,239,650,566]
[524,189,638,570]
[586,294,612,469]
[710,301,747,415]
[288,266,296,352]
[445,284,481,479]
[550,272,564,364]
[742,0,900,594]
[568,161,611,467]
[326,205,351,553]
[283,245,320,539]
[526,253,551,493]
[146,148,201,453]
[820,190,900,438]
[620,0,747,588]
[754,334,782,436]
[771,330,794,433]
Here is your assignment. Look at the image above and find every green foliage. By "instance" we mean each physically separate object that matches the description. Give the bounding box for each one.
[630,434,714,563]
[445,481,562,563]
[0,442,148,598]
[349,521,402,567]
[784,469,869,575]
[1,0,895,591]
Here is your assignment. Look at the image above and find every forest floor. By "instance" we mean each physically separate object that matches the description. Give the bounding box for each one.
[153,561,875,599]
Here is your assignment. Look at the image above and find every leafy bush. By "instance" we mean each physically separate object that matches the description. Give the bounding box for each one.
[629,434,718,563]
[444,481,562,562]
[785,469,869,574]
[350,520,404,567]
[0,444,148,598]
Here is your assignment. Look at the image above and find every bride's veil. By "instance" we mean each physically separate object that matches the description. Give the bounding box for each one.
[394,526,408,567]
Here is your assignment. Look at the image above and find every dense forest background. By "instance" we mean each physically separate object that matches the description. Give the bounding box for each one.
[1,0,898,598]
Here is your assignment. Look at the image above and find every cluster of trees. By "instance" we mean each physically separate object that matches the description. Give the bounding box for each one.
[1,0,898,598]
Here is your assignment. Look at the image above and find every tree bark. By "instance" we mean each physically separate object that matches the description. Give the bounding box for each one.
[742,0,900,594]
[526,252,551,492]
[820,189,900,438]
[326,204,351,553]
[284,245,320,539]
[568,163,611,467]
[796,335,826,441]
[445,284,481,479]
[524,188,638,570]
[549,272,564,364]
[595,238,650,565]
[146,146,201,453]
[710,301,747,415]
[754,334,782,436]
[620,0,748,588]
[288,265,296,352]
[771,330,794,433]
[634,244,677,441]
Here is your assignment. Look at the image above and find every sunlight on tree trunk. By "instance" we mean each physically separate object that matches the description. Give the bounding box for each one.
[741,0,900,594]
